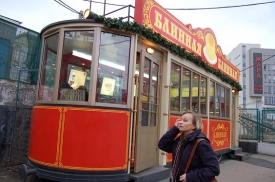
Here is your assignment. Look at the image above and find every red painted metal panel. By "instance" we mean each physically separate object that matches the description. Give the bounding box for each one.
[29,106,61,166]
[209,120,231,151]
[201,118,208,136]
[28,106,130,171]
[61,108,130,170]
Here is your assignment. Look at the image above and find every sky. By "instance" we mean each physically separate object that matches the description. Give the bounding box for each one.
[1,0,275,55]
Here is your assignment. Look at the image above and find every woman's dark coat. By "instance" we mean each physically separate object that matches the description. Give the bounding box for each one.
[158,126,220,182]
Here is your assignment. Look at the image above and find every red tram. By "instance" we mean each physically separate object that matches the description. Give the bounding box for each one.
[20,0,241,181]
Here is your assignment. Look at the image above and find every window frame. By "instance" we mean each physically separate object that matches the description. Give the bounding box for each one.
[36,26,135,109]
[36,30,61,103]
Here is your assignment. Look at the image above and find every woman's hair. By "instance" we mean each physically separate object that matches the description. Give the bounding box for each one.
[182,111,203,130]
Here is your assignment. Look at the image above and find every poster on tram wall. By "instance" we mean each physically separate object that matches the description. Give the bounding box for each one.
[209,120,231,151]
[134,0,239,82]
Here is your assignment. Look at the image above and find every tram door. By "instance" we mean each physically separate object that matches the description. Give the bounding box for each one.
[134,51,161,173]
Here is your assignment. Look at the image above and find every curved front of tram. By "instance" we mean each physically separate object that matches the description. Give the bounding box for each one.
[23,20,137,182]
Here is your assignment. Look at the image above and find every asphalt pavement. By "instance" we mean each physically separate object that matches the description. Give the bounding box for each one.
[1,153,275,182]
[158,153,275,182]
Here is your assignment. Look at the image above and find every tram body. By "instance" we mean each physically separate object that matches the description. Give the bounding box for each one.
[21,0,241,181]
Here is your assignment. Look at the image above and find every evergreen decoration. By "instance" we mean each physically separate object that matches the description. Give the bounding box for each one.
[93,14,242,91]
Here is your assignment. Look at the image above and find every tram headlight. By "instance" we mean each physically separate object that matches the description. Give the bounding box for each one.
[146,47,154,54]
[83,9,94,19]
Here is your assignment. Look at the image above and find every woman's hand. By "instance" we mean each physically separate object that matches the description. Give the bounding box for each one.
[179,174,186,181]
[175,118,182,129]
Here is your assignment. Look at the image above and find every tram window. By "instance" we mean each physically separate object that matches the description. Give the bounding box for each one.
[225,88,230,118]
[58,31,94,101]
[150,62,159,127]
[182,68,191,111]
[200,77,207,115]
[220,86,225,117]
[141,58,151,126]
[209,81,215,116]
[215,84,220,116]
[96,32,130,105]
[192,73,199,113]
[38,33,59,101]
[170,63,180,111]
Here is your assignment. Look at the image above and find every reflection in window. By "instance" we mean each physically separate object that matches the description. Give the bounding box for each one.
[209,81,215,116]
[96,32,130,105]
[200,77,207,115]
[182,68,191,111]
[58,31,94,101]
[192,73,199,113]
[170,63,180,111]
[38,33,59,101]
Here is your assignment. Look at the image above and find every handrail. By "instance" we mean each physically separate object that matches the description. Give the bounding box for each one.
[240,115,275,131]
[104,5,135,22]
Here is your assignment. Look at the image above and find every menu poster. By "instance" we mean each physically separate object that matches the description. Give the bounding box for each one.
[68,69,87,89]
[100,77,116,96]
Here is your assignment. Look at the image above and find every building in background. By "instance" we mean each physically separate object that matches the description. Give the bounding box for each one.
[227,44,275,110]
[0,15,40,82]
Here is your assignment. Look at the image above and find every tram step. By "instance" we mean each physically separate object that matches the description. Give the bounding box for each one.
[129,167,170,182]
[231,147,243,155]
[229,152,249,161]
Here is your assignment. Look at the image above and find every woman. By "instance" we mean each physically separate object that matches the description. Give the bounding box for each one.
[158,111,220,182]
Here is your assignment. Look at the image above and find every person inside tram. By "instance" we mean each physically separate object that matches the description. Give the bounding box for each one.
[158,111,220,182]
[59,82,73,100]
[77,85,89,101]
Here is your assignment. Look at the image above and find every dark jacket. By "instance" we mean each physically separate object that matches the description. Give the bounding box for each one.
[158,126,220,182]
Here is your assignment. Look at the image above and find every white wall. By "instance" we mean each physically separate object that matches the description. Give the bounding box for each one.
[258,142,275,156]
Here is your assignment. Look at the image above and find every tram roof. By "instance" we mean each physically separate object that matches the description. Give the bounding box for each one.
[40,19,99,36]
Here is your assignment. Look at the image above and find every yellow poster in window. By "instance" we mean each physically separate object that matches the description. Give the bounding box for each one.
[100,77,116,96]
[170,88,179,97]
[68,69,87,89]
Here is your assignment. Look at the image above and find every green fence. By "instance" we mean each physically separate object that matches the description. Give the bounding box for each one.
[239,108,275,143]
[0,15,40,168]
[261,110,275,143]
[0,16,41,83]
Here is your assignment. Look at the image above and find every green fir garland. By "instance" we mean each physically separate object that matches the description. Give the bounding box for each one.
[93,15,242,91]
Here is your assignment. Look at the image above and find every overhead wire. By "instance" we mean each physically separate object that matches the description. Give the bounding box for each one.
[165,1,275,10]
[54,0,275,14]
[54,0,81,14]
[82,0,126,7]
[82,0,275,10]
[240,55,275,72]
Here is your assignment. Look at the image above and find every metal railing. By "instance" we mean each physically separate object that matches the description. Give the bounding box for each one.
[103,4,135,22]
[239,108,275,143]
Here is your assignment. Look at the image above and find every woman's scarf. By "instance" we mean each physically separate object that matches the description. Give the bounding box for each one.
[170,132,193,182]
